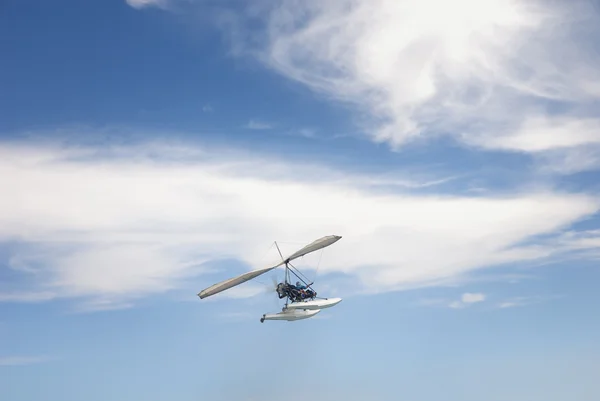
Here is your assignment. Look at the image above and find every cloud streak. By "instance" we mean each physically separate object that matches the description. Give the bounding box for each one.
[125,0,169,9]
[0,356,49,367]
[0,135,599,309]
[496,294,560,309]
[418,292,486,309]
[244,119,273,130]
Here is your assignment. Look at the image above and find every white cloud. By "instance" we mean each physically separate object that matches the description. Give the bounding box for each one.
[464,116,600,153]
[0,356,49,366]
[219,0,600,171]
[461,292,486,304]
[125,0,168,9]
[0,291,56,302]
[448,292,486,308]
[461,116,600,174]
[0,138,599,308]
[497,299,524,309]
[563,230,600,251]
[244,119,273,130]
[496,295,560,309]
[534,146,600,175]
[420,292,486,309]
[533,230,600,261]
[297,128,317,138]
[123,0,600,172]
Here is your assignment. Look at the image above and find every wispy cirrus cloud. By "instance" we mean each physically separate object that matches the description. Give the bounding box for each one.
[420,292,487,309]
[0,291,57,303]
[0,355,49,367]
[422,292,561,310]
[126,0,600,174]
[125,0,169,10]
[124,0,600,174]
[215,0,600,173]
[0,134,599,310]
[496,294,561,309]
[244,119,273,130]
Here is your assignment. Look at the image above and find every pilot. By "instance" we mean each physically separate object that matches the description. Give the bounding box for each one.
[295,281,306,290]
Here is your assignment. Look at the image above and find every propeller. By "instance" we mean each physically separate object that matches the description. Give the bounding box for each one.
[252,270,285,308]
[265,272,285,310]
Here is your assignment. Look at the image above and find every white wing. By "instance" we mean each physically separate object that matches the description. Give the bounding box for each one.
[283,235,341,263]
[197,262,284,299]
[197,235,341,300]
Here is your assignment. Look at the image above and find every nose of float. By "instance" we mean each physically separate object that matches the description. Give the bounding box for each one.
[327,297,342,307]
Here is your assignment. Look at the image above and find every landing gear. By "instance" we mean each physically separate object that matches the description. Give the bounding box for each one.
[260,315,265,323]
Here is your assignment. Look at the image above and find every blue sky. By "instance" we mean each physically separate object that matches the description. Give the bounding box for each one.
[2,0,600,400]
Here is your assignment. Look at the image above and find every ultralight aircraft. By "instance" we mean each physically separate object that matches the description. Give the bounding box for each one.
[197,235,343,322]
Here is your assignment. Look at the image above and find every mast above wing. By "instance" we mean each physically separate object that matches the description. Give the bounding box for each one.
[197,235,341,300]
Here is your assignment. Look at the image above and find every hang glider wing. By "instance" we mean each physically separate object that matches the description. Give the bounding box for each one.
[197,262,285,299]
[283,235,341,264]
[197,235,341,300]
